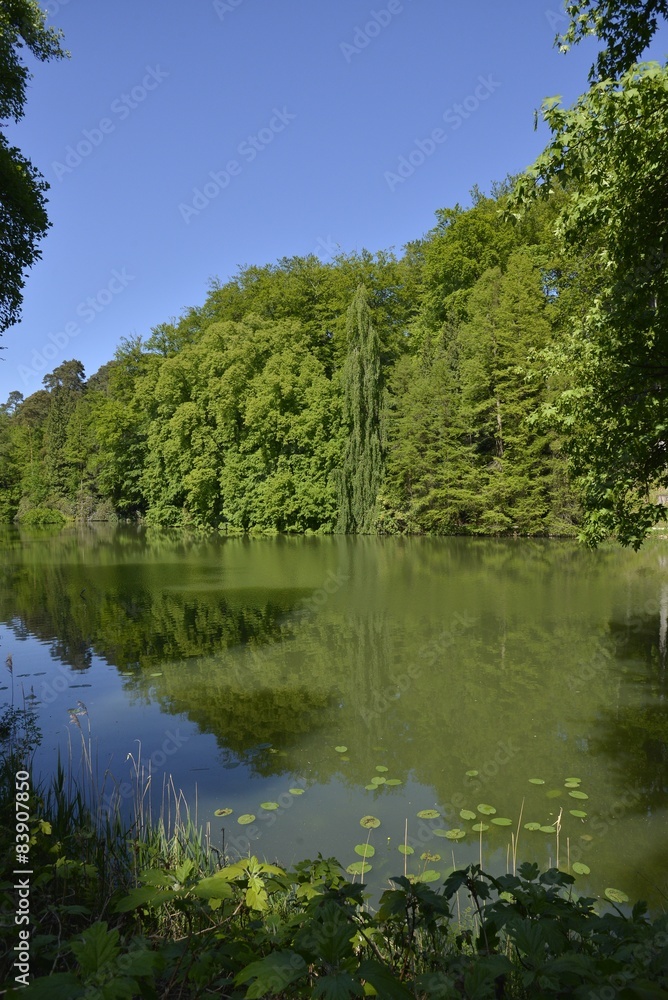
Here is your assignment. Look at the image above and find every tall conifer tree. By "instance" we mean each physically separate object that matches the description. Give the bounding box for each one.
[337,285,384,533]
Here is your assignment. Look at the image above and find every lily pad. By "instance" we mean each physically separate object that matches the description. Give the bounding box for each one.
[260,802,279,811]
[237,814,255,825]
[443,829,466,840]
[572,862,590,875]
[565,777,581,783]
[569,790,589,800]
[564,779,581,788]
[417,809,440,820]
[415,870,441,883]
[398,845,414,855]
[604,888,629,904]
[465,770,479,777]
[360,815,381,829]
[546,789,562,799]
[528,778,545,785]
[335,746,348,753]
[354,844,375,858]
[371,776,386,785]
[289,788,305,795]
[477,804,496,815]
[472,823,490,833]
[569,809,587,818]
[491,817,512,826]
[385,779,402,786]
[539,825,556,834]
[346,861,371,876]
[524,822,541,831]
[421,852,441,861]
[375,765,389,772]
[365,783,377,790]
[459,809,476,821]
[214,808,233,817]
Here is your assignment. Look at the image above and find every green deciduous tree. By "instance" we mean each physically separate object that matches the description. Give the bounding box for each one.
[514,60,668,547]
[0,0,66,333]
[559,0,668,80]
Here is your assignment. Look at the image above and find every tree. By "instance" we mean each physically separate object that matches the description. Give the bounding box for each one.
[0,0,66,333]
[559,1,668,80]
[337,285,384,533]
[513,60,668,547]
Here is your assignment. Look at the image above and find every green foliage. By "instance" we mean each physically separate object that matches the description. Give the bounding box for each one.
[558,0,668,81]
[337,285,385,533]
[512,60,668,547]
[0,0,66,333]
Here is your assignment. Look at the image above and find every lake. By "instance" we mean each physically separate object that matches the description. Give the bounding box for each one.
[1,525,667,907]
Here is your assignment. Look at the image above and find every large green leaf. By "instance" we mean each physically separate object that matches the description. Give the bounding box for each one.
[235,950,307,999]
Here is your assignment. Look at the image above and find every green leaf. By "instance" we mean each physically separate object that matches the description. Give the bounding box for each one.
[70,921,119,976]
[235,950,307,999]
[191,875,234,900]
[358,958,413,999]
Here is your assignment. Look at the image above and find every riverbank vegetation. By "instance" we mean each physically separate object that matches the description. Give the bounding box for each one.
[1,707,667,999]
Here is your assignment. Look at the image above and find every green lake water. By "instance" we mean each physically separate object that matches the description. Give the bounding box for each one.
[1,526,667,906]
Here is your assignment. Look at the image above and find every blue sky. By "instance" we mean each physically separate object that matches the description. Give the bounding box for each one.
[1,1,666,402]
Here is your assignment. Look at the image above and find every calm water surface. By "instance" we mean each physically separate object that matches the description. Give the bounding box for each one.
[1,526,667,906]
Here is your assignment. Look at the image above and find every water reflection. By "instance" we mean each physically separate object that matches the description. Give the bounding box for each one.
[1,527,667,905]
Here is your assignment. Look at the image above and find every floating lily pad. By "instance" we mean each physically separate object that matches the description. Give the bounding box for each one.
[371,776,386,785]
[472,823,490,833]
[432,829,449,838]
[460,809,476,821]
[346,861,371,876]
[375,765,389,772]
[569,809,587,818]
[354,844,376,858]
[465,770,479,777]
[237,814,255,825]
[421,852,441,862]
[604,888,629,904]
[477,804,496,815]
[569,790,589,800]
[214,808,233,817]
[260,802,279,811]
[564,780,581,788]
[572,862,590,875]
[360,815,380,829]
[491,817,512,826]
[524,822,542,831]
[565,777,581,783]
[150,672,163,677]
[539,825,556,834]
[385,779,402,786]
[444,829,466,840]
[529,778,545,785]
[335,746,348,753]
[417,809,440,820]
[365,783,377,790]
[289,788,305,795]
[398,844,414,855]
[546,789,562,799]
[339,756,350,762]
[415,870,440,883]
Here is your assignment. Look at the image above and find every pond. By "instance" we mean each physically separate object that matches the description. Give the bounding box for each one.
[1,526,667,907]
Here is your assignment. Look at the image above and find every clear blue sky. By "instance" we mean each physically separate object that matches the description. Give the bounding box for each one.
[1,1,666,401]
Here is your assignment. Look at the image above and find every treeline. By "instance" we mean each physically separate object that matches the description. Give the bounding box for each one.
[0,183,583,534]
